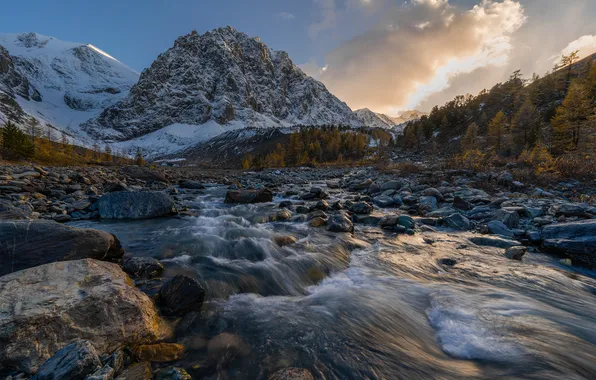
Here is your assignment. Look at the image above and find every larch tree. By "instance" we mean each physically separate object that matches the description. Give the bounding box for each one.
[488,111,508,153]
[552,82,593,152]
[461,123,479,151]
[511,98,539,154]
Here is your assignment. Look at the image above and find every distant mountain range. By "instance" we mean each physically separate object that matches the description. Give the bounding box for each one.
[0,29,424,158]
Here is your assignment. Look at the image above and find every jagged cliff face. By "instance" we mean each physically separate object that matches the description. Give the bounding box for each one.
[85,27,361,140]
[355,108,396,129]
[0,32,138,135]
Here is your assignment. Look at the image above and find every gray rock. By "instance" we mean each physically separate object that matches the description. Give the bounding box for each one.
[398,215,415,229]
[379,215,399,228]
[327,212,354,233]
[315,199,329,211]
[119,166,167,182]
[99,191,177,219]
[0,259,162,374]
[419,196,438,213]
[0,200,30,220]
[154,366,192,380]
[505,246,527,261]
[351,202,373,215]
[487,220,514,238]
[0,220,123,276]
[453,196,472,211]
[178,180,205,189]
[555,203,589,217]
[469,236,521,249]
[159,275,206,316]
[34,340,101,380]
[542,220,596,268]
[497,171,513,185]
[353,179,373,190]
[86,365,115,380]
[114,362,152,380]
[225,189,273,204]
[443,214,470,230]
[122,257,164,279]
[423,187,444,202]
[53,214,72,223]
[380,180,402,191]
[372,195,395,208]
[494,209,519,228]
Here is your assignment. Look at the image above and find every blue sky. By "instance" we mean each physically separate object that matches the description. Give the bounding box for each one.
[3,0,596,113]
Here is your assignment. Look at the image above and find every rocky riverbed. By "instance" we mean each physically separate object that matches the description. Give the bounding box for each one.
[1,164,595,379]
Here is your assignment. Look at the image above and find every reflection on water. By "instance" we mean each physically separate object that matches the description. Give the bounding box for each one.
[71,185,596,379]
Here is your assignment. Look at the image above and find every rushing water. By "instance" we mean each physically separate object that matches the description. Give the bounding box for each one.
[72,184,596,379]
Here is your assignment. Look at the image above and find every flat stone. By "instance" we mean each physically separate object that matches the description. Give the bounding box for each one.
[99,191,177,219]
[34,340,101,380]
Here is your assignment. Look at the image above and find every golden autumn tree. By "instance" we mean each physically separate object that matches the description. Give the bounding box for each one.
[488,111,508,153]
[552,82,593,152]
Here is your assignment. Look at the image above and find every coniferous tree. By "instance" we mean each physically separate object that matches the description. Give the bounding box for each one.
[488,111,508,153]
[552,82,593,152]
[461,123,479,151]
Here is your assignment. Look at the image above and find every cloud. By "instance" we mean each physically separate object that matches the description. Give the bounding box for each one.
[556,35,596,62]
[308,0,338,38]
[307,0,526,114]
[275,12,296,21]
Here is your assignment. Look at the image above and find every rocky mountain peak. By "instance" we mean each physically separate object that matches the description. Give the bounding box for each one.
[84,27,361,142]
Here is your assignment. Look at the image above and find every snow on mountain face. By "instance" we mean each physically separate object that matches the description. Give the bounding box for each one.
[0,32,138,138]
[355,108,396,129]
[84,27,361,142]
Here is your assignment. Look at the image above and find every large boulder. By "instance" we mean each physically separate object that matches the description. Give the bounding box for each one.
[0,220,123,276]
[443,214,470,230]
[0,259,163,374]
[542,220,596,268]
[269,368,314,380]
[487,220,514,238]
[224,189,273,204]
[99,191,177,219]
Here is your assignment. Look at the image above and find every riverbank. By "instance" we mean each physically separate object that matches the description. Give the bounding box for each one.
[1,164,595,379]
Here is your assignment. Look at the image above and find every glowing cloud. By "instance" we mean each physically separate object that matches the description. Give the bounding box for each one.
[303,0,526,114]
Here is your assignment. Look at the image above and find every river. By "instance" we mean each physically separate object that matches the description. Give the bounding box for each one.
[72,183,596,379]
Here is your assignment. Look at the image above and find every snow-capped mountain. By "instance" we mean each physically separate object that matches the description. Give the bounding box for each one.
[0,32,138,138]
[390,110,427,125]
[84,27,361,143]
[355,108,396,129]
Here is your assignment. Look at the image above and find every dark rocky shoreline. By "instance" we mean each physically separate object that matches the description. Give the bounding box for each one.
[0,163,595,379]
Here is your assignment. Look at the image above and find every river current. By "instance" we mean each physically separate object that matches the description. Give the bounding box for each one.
[72,184,596,379]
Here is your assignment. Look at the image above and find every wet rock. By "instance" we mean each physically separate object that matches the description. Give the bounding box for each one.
[274,209,293,221]
[398,215,415,229]
[178,180,205,189]
[438,258,457,266]
[207,333,251,362]
[135,343,184,363]
[122,256,164,279]
[296,205,310,214]
[443,214,470,230]
[315,199,329,211]
[279,200,293,209]
[0,259,161,374]
[469,236,521,249]
[86,365,115,380]
[505,246,527,261]
[99,191,177,219]
[105,350,125,375]
[309,216,327,227]
[159,275,205,316]
[379,215,399,228]
[327,212,354,233]
[555,203,590,218]
[269,368,314,380]
[487,220,514,238]
[350,202,373,215]
[154,366,192,380]
[120,166,167,182]
[273,236,297,247]
[34,340,101,380]
[115,362,152,380]
[308,210,327,220]
[542,220,596,268]
[0,220,123,276]
[225,189,273,204]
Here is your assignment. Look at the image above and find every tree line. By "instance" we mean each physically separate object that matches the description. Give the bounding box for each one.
[242,125,394,169]
[0,119,146,166]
